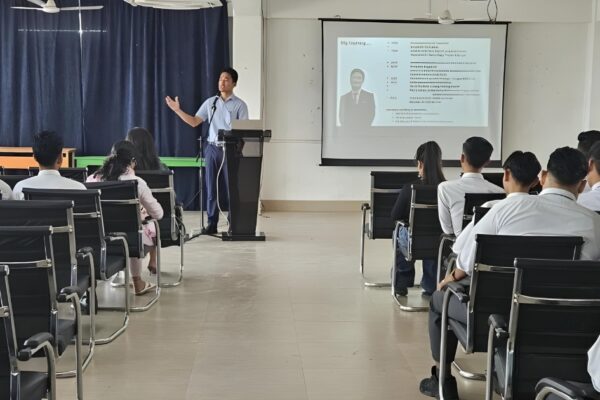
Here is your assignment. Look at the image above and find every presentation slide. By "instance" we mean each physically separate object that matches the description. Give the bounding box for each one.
[322,20,508,166]
[337,37,490,127]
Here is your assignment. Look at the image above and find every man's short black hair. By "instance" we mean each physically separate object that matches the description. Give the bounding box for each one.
[32,131,63,168]
[547,146,588,186]
[462,136,494,169]
[502,151,541,186]
[577,130,600,156]
[350,68,365,79]
[221,67,239,84]
[588,141,600,175]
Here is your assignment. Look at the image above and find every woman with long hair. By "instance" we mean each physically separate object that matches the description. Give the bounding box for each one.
[390,141,446,297]
[126,127,168,171]
[88,141,164,295]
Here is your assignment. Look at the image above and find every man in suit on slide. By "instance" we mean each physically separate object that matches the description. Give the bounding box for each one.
[339,68,375,128]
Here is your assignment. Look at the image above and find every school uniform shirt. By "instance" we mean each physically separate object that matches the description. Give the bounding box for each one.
[12,169,86,200]
[578,182,600,211]
[589,335,600,391]
[437,172,505,235]
[452,192,529,256]
[455,188,600,275]
[0,179,12,200]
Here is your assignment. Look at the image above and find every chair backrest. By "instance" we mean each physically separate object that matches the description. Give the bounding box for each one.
[0,226,58,354]
[507,258,600,399]
[0,175,29,189]
[473,206,491,225]
[462,193,506,228]
[0,265,18,393]
[0,200,77,290]
[23,189,107,277]
[28,167,88,183]
[407,185,442,260]
[482,172,504,188]
[84,180,143,258]
[135,170,178,243]
[369,171,419,239]
[465,234,583,353]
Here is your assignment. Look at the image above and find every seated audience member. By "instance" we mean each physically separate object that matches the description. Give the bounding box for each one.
[126,127,169,171]
[126,127,169,274]
[87,141,164,295]
[0,178,12,200]
[391,141,446,297]
[419,147,600,399]
[578,141,600,211]
[13,131,85,199]
[453,150,542,251]
[577,130,600,157]
[437,136,505,236]
[590,335,600,392]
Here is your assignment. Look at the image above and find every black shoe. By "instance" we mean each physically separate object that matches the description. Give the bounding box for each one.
[422,290,433,298]
[419,366,459,399]
[394,287,408,297]
[201,225,218,234]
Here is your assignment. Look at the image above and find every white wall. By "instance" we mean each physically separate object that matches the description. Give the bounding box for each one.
[253,0,599,201]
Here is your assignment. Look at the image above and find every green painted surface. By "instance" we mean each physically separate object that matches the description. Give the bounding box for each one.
[76,156,204,168]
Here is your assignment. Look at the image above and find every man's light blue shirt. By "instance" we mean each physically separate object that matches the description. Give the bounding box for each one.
[195,94,249,143]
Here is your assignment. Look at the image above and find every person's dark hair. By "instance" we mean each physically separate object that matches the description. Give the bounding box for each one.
[126,127,161,171]
[350,68,365,79]
[577,130,600,157]
[547,146,588,186]
[94,140,138,181]
[502,151,541,186]
[588,141,600,175]
[221,67,239,84]
[32,131,63,168]
[415,141,446,185]
[462,136,494,169]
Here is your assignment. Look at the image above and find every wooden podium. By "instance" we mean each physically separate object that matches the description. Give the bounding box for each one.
[0,147,76,169]
[218,123,271,241]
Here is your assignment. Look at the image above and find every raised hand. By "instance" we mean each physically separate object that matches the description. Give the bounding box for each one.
[165,95,181,112]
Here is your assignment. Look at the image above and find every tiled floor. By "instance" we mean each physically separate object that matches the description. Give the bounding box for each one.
[54,211,488,399]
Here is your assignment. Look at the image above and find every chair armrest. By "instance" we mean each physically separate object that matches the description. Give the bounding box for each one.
[18,332,54,361]
[446,281,470,303]
[488,314,509,341]
[399,220,409,228]
[57,286,80,302]
[536,378,600,400]
[361,203,370,211]
[0,265,8,277]
[76,247,93,257]
[106,232,128,240]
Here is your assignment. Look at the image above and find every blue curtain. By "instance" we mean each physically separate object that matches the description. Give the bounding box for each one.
[0,0,230,209]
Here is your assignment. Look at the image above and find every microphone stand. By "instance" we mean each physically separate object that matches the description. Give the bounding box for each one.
[188,93,221,241]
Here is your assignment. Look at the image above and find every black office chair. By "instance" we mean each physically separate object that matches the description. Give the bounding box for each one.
[0,175,29,189]
[462,193,506,229]
[0,264,56,400]
[85,180,161,312]
[136,170,186,287]
[483,172,504,188]
[536,378,600,400]
[360,171,419,287]
[28,167,88,183]
[473,206,492,225]
[0,226,84,399]
[392,184,442,311]
[0,200,93,382]
[486,258,600,400]
[438,235,583,399]
[23,188,130,345]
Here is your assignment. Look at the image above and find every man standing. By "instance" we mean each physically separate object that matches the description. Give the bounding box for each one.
[339,68,375,128]
[165,67,249,234]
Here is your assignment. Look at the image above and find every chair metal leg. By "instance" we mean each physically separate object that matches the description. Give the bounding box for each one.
[485,323,496,400]
[159,226,185,288]
[56,294,84,400]
[393,286,430,312]
[131,221,161,312]
[360,206,391,288]
[453,360,486,380]
[439,289,452,400]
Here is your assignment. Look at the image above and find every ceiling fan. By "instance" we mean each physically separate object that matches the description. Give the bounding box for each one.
[414,0,492,24]
[124,0,221,9]
[12,0,103,14]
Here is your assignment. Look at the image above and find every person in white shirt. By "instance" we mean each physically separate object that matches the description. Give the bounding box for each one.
[420,147,600,400]
[437,136,505,236]
[87,141,163,295]
[577,130,600,194]
[578,141,600,211]
[12,131,86,200]
[589,335,600,392]
[453,150,542,257]
[0,179,12,200]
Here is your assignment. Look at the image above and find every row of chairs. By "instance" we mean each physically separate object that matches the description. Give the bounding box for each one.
[0,167,89,186]
[0,170,187,399]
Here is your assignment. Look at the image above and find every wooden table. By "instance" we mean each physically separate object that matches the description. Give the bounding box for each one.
[0,147,76,168]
